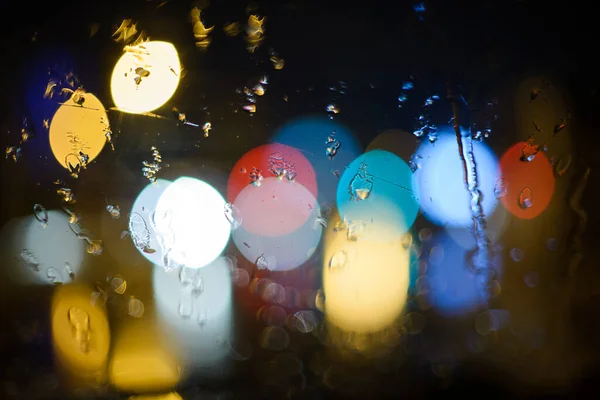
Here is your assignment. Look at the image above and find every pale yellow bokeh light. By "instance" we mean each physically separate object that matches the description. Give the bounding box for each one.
[129,392,182,400]
[49,93,108,169]
[111,41,181,114]
[51,284,110,381]
[323,212,410,334]
[109,319,181,393]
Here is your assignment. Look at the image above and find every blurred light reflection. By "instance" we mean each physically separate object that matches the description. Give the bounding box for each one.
[412,129,500,227]
[152,256,233,372]
[336,149,418,239]
[271,116,362,204]
[154,177,230,269]
[111,41,181,114]
[323,212,410,333]
[0,210,85,286]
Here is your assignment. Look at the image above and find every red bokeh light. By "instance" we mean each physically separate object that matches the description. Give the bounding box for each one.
[499,142,555,219]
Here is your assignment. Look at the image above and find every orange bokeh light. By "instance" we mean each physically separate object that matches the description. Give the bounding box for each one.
[499,142,555,219]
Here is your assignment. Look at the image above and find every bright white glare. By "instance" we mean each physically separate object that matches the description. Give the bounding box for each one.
[130,179,171,265]
[412,130,500,227]
[152,256,232,369]
[0,211,85,286]
[111,41,181,114]
[323,215,410,333]
[154,177,231,269]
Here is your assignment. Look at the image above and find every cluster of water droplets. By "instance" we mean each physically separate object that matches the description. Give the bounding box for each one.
[413,95,440,143]
[397,80,414,108]
[325,130,341,160]
[267,151,297,181]
[142,146,162,183]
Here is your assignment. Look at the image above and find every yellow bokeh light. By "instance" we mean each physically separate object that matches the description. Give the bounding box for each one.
[51,284,110,382]
[111,41,181,114]
[323,212,410,334]
[49,92,108,169]
[109,319,181,393]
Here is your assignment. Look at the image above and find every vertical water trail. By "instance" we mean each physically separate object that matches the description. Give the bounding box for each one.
[446,85,490,273]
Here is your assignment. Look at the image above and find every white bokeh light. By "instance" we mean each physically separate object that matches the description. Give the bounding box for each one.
[129,179,171,265]
[154,177,231,269]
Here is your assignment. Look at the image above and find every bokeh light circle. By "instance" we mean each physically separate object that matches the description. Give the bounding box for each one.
[412,129,500,227]
[154,177,230,269]
[227,143,317,203]
[232,189,322,272]
[498,142,555,219]
[153,256,232,367]
[271,116,362,204]
[111,41,181,114]
[0,211,85,286]
[49,92,108,169]
[337,149,419,239]
[129,179,171,265]
[323,212,410,333]
[233,177,317,238]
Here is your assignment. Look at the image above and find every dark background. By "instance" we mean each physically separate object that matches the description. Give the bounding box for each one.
[1,0,599,398]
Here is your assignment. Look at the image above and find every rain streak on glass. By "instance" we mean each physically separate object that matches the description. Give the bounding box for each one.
[128,212,155,253]
[33,204,48,227]
[349,161,373,201]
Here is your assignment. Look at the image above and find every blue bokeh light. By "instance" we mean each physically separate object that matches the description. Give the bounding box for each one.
[336,150,419,239]
[412,128,500,227]
[270,116,362,205]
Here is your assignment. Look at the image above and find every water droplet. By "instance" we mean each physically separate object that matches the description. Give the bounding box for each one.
[46,267,63,284]
[510,247,524,262]
[64,262,75,280]
[232,268,250,287]
[249,167,263,186]
[475,309,511,335]
[256,255,268,270]
[524,270,539,288]
[329,251,347,271]
[402,81,414,90]
[197,308,208,328]
[179,294,193,318]
[348,162,373,201]
[33,204,48,227]
[111,275,127,294]
[494,177,508,198]
[409,153,422,172]
[86,239,103,256]
[68,307,90,353]
[428,246,444,265]
[518,187,533,209]
[546,238,557,251]
[292,310,319,333]
[223,202,242,230]
[260,326,290,351]
[106,204,121,219]
[326,104,340,115]
[418,228,432,242]
[20,250,40,272]
[127,297,145,318]
[325,133,341,159]
[314,289,326,312]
